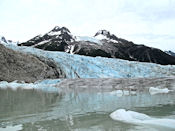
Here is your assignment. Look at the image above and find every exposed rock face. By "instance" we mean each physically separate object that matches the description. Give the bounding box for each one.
[0,44,65,82]
[0,36,8,43]
[19,26,175,65]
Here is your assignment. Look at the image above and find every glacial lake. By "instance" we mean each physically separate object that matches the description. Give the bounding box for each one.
[0,88,175,131]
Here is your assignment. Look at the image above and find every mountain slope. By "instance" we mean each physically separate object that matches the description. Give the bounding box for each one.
[19,26,75,51]
[165,50,175,57]
[19,26,175,65]
[0,43,65,82]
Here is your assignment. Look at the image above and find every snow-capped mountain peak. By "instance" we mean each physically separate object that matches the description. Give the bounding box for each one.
[0,36,18,45]
[95,30,110,36]
[46,26,74,41]
[52,26,60,31]
[74,30,120,44]
[48,26,71,36]
[60,27,71,33]
[19,26,75,49]
[37,26,75,43]
[0,36,8,44]
[94,30,119,43]
[94,30,110,39]
[18,26,175,65]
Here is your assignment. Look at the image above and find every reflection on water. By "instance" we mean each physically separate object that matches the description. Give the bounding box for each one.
[0,88,175,131]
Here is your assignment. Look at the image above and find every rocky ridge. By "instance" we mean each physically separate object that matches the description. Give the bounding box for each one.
[19,26,175,65]
[0,43,65,82]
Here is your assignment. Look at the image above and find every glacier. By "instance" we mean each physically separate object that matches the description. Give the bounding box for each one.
[0,36,175,130]
[4,44,175,79]
[0,42,175,92]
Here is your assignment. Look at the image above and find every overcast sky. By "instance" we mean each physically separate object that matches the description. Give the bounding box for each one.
[0,0,175,51]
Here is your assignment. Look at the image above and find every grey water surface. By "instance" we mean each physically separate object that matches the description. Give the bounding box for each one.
[0,86,175,131]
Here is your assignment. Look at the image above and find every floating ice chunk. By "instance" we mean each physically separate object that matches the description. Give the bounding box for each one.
[130,91,137,95]
[123,90,130,95]
[34,79,61,85]
[149,87,172,95]
[0,79,61,93]
[110,90,136,96]
[0,124,23,131]
[110,109,175,130]
[110,90,123,97]
[65,115,74,126]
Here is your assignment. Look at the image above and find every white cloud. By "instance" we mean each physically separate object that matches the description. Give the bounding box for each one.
[0,0,175,51]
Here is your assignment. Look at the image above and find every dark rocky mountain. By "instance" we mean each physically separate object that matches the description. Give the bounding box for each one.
[0,36,8,43]
[0,36,19,45]
[0,43,65,82]
[19,26,175,65]
[165,50,175,57]
[18,26,75,51]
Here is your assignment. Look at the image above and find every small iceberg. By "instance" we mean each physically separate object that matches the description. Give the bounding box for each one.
[110,109,175,130]
[109,90,135,97]
[149,87,172,95]
[123,90,130,95]
[0,124,23,131]
[0,79,61,93]
[110,90,123,97]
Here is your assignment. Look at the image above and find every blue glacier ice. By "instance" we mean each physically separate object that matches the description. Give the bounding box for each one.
[4,44,175,79]
[0,43,175,91]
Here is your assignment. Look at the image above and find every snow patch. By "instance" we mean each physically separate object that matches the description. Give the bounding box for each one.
[33,39,51,47]
[48,31,61,36]
[96,30,109,36]
[110,109,175,130]
[95,34,108,40]
[54,26,60,30]
[33,35,43,40]
[110,39,119,43]
[94,34,118,43]
[75,36,102,45]
[70,45,75,54]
